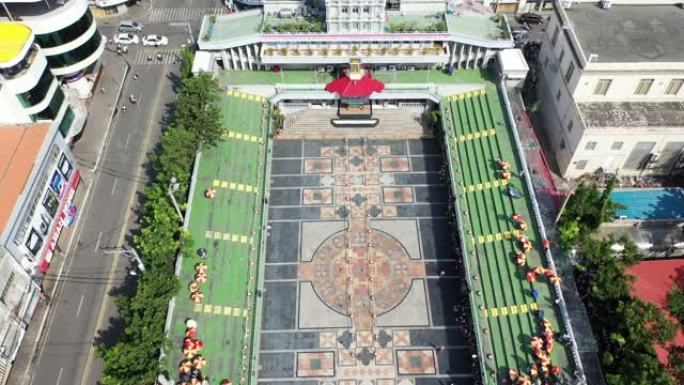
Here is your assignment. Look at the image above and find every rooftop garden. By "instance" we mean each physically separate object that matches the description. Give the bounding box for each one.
[386,11,447,32]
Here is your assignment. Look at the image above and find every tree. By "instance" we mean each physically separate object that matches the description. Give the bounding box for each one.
[180,46,195,80]
[558,177,624,249]
[669,346,684,384]
[667,287,684,325]
[175,74,223,147]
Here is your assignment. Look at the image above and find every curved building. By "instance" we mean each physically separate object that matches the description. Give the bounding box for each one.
[0,22,86,138]
[0,0,105,96]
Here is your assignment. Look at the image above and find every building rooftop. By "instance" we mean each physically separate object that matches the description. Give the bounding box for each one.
[446,10,509,41]
[386,11,446,32]
[627,259,684,365]
[565,3,684,63]
[0,123,50,232]
[0,22,32,64]
[578,102,684,128]
[200,11,263,44]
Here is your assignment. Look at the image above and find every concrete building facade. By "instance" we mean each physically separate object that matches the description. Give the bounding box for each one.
[535,0,684,178]
[194,0,515,73]
[0,21,85,379]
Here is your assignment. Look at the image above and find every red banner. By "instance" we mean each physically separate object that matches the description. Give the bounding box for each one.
[41,170,81,267]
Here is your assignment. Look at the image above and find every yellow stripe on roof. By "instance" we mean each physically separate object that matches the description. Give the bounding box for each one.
[0,22,32,64]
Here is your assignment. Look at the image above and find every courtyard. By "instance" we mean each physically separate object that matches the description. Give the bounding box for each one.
[259,138,475,385]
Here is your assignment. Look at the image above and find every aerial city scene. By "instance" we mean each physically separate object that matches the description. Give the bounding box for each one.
[0,0,683,384]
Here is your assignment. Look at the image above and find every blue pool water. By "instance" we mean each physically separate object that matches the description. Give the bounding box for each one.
[610,188,684,220]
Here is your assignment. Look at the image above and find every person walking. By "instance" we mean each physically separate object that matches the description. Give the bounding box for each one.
[531,288,539,302]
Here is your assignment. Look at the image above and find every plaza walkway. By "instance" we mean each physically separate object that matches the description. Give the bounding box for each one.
[165,90,271,383]
[442,86,572,383]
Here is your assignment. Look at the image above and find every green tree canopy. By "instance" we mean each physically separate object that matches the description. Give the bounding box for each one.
[175,74,223,147]
[667,287,684,325]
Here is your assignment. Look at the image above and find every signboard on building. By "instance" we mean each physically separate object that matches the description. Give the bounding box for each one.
[40,170,80,271]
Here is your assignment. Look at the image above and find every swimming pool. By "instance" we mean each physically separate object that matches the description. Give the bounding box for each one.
[610,188,684,220]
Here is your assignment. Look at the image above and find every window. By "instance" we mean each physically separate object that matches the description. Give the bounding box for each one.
[362,6,370,12]
[611,141,623,150]
[342,7,348,13]
[352,6,359,13]
[565,62,575,83]
[31,87,65,121]
[665,79,684,95]
[635,79,654,95]
[585,141,597,150]
[45,31,102,69]
[17,67,54,108]
[567,120,573,132]
[556,89,562,101]
[575,160,588,170]
[57,107,74,138]
[34,10,94,49]
[594,79,612,95]
[551,27,560,47]
[558,49,565,65]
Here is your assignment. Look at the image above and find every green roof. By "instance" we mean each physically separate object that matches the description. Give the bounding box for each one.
[385,11,447,32]
[442,83,573,383]
[165,91,270,383]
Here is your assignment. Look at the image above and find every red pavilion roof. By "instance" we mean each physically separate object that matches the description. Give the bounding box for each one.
[325,75,384,98]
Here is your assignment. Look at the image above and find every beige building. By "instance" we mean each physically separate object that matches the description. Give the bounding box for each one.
[535,0,684,178]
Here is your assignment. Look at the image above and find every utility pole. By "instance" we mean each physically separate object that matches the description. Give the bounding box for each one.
[167,177,184,222]
[102,247,146,273]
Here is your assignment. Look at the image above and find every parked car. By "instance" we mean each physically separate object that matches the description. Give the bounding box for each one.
[141,34,169,47]
[113,33,140,45]
[119,20,143,32]
[517,13,544,25]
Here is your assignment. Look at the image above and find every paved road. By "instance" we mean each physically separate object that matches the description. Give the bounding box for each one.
[27,0,224,382]
[29,54,180,385]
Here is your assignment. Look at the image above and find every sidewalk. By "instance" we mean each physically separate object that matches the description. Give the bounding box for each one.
[5,51,129,385]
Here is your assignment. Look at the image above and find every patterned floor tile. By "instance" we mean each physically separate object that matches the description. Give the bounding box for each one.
[396,350,436,375]
[305,158,333,173]
[392,330,410,347]
[297,352,335,377]
[320,332,338,348]
[382,187,414,203]
[380,157,410,172]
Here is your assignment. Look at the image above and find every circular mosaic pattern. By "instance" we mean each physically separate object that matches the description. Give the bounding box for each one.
[303,230,419,316]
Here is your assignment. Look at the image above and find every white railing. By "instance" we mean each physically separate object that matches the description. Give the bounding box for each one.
[499,77,587,384]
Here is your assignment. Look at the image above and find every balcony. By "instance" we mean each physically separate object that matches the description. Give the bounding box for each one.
[0,45,39,80]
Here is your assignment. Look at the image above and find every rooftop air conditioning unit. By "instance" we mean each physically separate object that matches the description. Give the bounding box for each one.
[600,0,612,9]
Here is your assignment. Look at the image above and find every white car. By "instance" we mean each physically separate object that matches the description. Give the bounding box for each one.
[141,35,169,47]
[113,33,139,45]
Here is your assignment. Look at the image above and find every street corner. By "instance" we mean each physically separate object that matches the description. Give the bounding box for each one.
[91,0,153,22]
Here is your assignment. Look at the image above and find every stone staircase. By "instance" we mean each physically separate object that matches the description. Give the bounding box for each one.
[280,108,432,139]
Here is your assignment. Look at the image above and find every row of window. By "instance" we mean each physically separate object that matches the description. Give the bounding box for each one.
[584,141,624,151]
[338,6,372,14]
[592,78,683,96]
[17,67,54,108]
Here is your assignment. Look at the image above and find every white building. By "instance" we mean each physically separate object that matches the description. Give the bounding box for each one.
[0,0,106,97]
[194,0,514,73]
[535,0,684,178]
[0,21,85,377]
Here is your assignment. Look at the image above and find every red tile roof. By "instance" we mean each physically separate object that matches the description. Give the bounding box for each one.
[0,123,50,232]
[628,259,684,364]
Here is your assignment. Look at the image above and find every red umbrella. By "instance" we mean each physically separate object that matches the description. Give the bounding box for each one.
[325,75,384,98]
[38,259,50,273]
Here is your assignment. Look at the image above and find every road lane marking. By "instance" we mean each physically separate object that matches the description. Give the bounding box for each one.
[56,368,63,385]
[76,294,85,318]
[124,133,131,151]
[79,62,170,385]
[111,178,118,195]
[94,231,102,252]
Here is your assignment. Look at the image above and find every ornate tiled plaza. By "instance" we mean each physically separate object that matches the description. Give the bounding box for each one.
[259,139,475,385]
